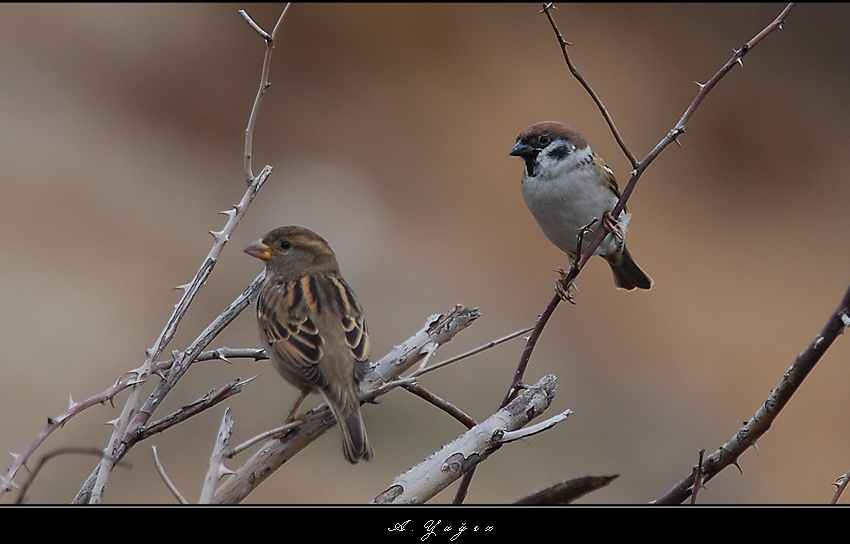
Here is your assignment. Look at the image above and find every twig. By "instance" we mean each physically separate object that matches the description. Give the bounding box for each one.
[541,3,636,167]
[133,377,256,444]
[401,383,477,429]
[410,326,533,380]
[152,446,188,505]
[226,420,303,460]
[691,449,706,504]
[241,4,291,183]
[506,2,796,404]
[15,448,128,505]
[0,347,265,499]
[654,279,850,504]
[199,408,235,503]
[494,409,571,443]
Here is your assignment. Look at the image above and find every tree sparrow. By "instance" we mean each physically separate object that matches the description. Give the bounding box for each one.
[245,226,374,463]
[510,121,652,291]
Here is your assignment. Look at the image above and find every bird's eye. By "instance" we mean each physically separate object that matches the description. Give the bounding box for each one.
[280,240,292,250]
[538,133,551,146]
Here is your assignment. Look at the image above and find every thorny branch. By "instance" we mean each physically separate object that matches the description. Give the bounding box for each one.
[653,280,850,504]
[505,2,796,401]
[68,6,292,506]
[483,2,799,506]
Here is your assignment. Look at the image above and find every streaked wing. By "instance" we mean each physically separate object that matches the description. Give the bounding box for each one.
[258,273,370,389]
[258,275,327,389]
[327,274,370,365]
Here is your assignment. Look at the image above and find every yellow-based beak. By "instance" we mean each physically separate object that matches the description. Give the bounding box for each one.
[244,239,273,261]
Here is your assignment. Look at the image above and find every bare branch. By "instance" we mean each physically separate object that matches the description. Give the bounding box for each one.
[372,374,559,504]
[654,279,850,504]
[0,347,266,499]
[401,383,477,429]
[15,448,127,505]
[541,3,636,167]
[87,161,273,502]
[199,408,235,504]
[513,474,619,505]
[508,2,797,399]
[133,377,256,444]
[242,4,292,182]
[151,446,188,505]
[495,409,571,443]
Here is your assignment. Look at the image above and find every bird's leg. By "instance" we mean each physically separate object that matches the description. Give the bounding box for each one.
[603,211,627,254]
[269,392,310,440]
[603,211,624,240]
[555,267,577,304]
[574,217,598,266]
[555,217,601,303]
[284,391,309,422]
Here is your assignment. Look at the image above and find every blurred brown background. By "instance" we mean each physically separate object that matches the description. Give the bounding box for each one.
[2,3,849,505]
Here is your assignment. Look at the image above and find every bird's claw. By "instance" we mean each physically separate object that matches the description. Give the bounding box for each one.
[555,267,577,304]
[603,212,624,240]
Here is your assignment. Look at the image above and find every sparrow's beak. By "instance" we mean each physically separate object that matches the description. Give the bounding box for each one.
[509,141,532,157]
[244,239,273,260]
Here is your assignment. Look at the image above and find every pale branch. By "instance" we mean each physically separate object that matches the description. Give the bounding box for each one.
[653,279,850,504]
[211,305,481,504]
[226,420,302,460]
[151,446,188,505]
[512,474,619,505]
[0,347,266,499]
[372,374,561,504]
[72,273,267,504]
[409,326,533,381]
[130,270,267,434]
[199,408,235,504]
[87,160,274,503]
[363,305,482,394]
[495,409,571,443]
[507,2,796,400]
[241,4,291,183]
[133,377,256,444]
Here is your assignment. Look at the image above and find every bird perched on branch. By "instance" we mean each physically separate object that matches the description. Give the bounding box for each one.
[245,225,374,463]
[510,121,652,291]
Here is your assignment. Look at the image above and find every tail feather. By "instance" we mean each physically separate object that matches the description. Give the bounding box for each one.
[340,407,373,463]
[607,246,652,291]
[326,396,373,464]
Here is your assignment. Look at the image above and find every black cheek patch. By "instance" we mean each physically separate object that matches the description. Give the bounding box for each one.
[547,142,573,161]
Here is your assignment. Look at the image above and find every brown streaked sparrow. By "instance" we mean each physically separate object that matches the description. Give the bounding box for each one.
[510,121,652,291]
[245,225,374,463]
